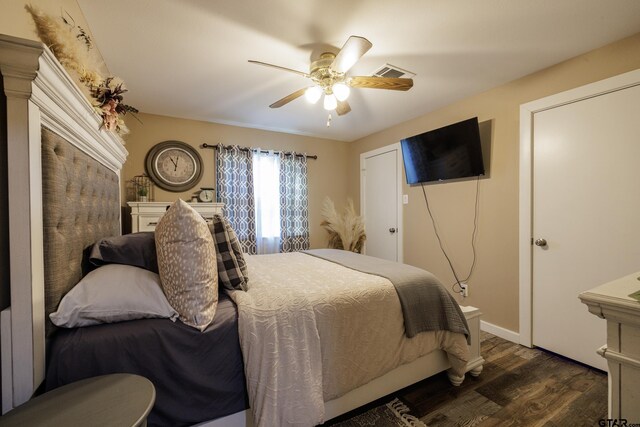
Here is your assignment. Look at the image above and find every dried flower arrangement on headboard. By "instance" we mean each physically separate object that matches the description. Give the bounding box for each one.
[25,5,138,136]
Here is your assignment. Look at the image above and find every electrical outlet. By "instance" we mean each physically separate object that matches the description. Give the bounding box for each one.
[460,282,468,298]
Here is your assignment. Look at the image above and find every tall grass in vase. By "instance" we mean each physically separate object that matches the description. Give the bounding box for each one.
[320,197,366,253]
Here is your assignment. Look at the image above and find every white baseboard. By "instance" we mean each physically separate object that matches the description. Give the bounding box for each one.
[480,320,520,344]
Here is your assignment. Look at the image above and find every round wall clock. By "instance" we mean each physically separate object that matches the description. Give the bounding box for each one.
[145,141,203,192]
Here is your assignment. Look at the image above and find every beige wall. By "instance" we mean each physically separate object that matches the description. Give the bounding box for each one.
[0,1,106,71]
[123,112,349,248]
[1,1,86,41]
[347,33,640,333]
[0,1,110,102]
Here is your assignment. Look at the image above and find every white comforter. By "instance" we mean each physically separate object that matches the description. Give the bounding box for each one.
[228,252,469,427]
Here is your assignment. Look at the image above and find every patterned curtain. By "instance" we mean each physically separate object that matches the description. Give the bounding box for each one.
[216,144,257,254]
[279,152,310,252]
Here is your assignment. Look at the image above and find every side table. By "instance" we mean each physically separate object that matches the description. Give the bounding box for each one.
[0,374,155,426]
[580,272,640,424]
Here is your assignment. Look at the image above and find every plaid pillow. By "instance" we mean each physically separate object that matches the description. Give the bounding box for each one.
[209,214,248,291]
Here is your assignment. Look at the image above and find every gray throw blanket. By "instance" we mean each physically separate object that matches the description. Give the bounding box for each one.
[304,249,470,343]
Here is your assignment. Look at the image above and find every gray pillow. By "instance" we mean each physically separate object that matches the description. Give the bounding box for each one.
[89,232,158,273]
[50,264,178,327]
[155,199,218,332]
[208,214,248,291]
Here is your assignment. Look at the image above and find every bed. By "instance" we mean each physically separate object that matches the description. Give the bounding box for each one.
[0,34,484,426]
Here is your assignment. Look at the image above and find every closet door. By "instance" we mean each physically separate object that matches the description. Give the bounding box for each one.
[532,83,640,371]
[360,143,403,262]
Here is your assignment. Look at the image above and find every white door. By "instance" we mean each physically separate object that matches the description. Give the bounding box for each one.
[532,83,640,371]
[361,144,403,262]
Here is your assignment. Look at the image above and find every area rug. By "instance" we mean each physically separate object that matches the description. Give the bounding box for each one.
[332,398,426,427]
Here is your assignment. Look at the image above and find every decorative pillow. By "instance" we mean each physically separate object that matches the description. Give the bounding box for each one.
[208,214,249,291]
[155,199,218,331]
[49,264,178,327]
[89,232,158,273]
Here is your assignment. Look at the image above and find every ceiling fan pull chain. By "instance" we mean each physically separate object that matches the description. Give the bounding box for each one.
[326,113,332,127]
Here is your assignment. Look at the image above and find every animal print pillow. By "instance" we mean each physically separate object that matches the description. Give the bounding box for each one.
[155,199,218,331]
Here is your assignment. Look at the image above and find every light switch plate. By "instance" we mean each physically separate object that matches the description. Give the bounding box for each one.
[402,194,409,204]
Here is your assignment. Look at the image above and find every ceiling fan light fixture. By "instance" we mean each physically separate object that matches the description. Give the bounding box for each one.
[305,86,322,104]
[332,82,350,101]
[250,35,413,120]
[323,93,337,111]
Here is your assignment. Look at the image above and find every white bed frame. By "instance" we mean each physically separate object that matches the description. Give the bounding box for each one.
[0,34,484,424]
[0,34,128,412]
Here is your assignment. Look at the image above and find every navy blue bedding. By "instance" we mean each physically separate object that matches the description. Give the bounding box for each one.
[46,292,248,426]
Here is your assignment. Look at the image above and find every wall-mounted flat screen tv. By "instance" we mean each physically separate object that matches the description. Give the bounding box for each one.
[401,117,485,184]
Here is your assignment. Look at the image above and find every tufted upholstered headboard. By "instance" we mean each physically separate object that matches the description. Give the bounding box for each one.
[41,128,121,334]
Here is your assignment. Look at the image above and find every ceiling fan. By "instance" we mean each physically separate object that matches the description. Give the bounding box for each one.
[249,36,414,117]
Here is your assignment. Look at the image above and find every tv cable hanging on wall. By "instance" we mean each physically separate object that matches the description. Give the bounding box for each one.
[421,176,481,295]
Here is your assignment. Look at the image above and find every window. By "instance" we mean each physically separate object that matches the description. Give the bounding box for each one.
[252,151,281,254]
[216,144,310,254]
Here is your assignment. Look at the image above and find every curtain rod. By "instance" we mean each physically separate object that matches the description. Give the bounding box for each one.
[201,143,317,160]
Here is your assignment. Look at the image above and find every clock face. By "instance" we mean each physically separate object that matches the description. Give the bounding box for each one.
[155,148,197,185]
[145,141,203,192]
[199,189,214,202]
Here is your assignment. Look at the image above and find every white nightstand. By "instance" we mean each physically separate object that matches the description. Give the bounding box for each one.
[128,201,224,232]
[580,272,640,423]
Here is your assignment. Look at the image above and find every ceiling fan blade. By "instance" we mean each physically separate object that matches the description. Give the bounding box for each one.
[336,100,351,116]
[330,36,372,73]
[269,88,307,108]
[349,76,413,91]
[248,60,309,78]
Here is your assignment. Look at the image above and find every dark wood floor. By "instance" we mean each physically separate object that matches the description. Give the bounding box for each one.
[331,332,608,426]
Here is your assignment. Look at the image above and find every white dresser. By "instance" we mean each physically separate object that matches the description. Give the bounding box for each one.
[128,202,224,232]
[580,272,640,423]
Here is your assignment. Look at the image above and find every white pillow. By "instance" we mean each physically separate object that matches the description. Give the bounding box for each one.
[155,199,218,332]
[50,264,178,327]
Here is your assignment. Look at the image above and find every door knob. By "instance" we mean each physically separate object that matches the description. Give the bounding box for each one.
[389,228,396,234]
[534,238,547,247]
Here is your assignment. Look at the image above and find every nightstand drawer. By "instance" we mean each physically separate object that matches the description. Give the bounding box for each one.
[137,215,162,232]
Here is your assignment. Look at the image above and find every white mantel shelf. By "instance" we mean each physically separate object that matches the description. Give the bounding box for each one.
[579,271,640,423]
[580,272,640,325]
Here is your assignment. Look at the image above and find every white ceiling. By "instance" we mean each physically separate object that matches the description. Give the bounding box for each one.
[77,0,640,142]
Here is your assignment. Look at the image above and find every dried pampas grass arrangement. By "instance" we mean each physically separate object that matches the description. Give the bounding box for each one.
[25,5,102,87]
[24,5,138,136]
[321,197,366,253]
